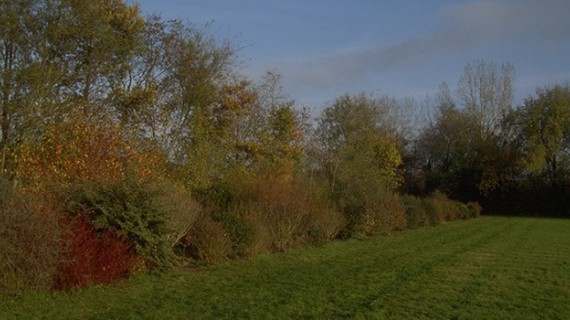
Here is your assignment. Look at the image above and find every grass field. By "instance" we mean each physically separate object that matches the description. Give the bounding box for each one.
[2,216,569,319]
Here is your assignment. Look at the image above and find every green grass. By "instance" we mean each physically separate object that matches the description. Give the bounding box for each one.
[2,216,570,319]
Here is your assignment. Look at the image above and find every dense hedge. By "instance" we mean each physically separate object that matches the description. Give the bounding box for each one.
[1,165,479,297]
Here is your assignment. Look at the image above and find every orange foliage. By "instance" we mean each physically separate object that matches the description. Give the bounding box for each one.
[221,80,257,112]
[13,112,165,289]
[15,112,165,192]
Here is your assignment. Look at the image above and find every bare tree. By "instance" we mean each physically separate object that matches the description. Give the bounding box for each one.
[457,60,515,140]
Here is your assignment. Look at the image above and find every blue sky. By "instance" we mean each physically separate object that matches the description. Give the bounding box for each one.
[136,0,570,110]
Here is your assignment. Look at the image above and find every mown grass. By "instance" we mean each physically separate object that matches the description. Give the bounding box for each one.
[2,216,569,319]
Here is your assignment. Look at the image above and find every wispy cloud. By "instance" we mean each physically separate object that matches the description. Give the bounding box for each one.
[441,0,570,44]
[273,0,570,99]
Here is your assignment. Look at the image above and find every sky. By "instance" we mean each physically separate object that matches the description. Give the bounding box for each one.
[135,0,570,111]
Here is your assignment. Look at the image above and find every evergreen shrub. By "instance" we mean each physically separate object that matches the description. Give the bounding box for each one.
[64,178,174,269]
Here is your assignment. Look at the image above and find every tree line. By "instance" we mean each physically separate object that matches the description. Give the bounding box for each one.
[409,62,570,216]
[0,0,567,295]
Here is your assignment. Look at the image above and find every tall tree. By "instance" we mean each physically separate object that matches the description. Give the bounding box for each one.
[457,60,514,140]
[0,0,146,157]
[415,84,478,194]
[316,93,402,236]
[0,0,41,158]
[43,0,145,109]
[516,84,570,189]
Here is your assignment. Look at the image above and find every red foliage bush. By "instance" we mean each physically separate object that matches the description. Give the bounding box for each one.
[53,215,141,290]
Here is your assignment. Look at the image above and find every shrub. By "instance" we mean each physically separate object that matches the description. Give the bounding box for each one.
[350,193,407,237]
[53,215,141,290]
[177,170,345,259]
[252,175,344,251]
[0,179,62,297]
[274,179,344,247]
[402,196,427,229]
[421,198,440,226]
[431,190,463,222]
[180,213,232,263]
[193,183,234,210]
[467,201,483,218]
[157,182,202,248]
[213,211,253,258]
[257,187,312,252]
[333,182,404,238]
[456,202,470,219]
[238,203,273,257]
[338,202,367,239]
[373,193,407,233]
[63,178,174,269]
[305,199,345,246]
[226,173,344,252]
[400,194,479,231]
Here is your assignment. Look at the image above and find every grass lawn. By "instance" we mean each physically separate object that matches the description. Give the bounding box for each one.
[2,216,569,319]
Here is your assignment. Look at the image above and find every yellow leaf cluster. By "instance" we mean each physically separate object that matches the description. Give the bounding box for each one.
[14,111,165,193]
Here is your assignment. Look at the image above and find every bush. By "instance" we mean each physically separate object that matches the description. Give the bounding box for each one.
[157,182,202,249]
[338,202,367,239]
[431,191,463,222]
[467,201,482,218]
[402,194,478,230]
[421,198,440,226]
[213,211,253,258]
[402,196,427,229]
[255,181,313,251]
[376,193,407,233]
[0,179,62,297]
[53,215,141,290]
[305,199,345,246]
[64,178,174,269]
[238,203,273,257]
[332,175,405,238]
[180,213,232,263]
[193,183,234,210]
[224,173,344,253]
[252,175,348,251]
[456,202,470,219]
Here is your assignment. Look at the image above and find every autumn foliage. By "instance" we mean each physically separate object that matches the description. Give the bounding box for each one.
[53,214,141,290]
[0,180,62,296]
[15,111,164,192]
[0,0,484,298]
[9,112,169,290]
